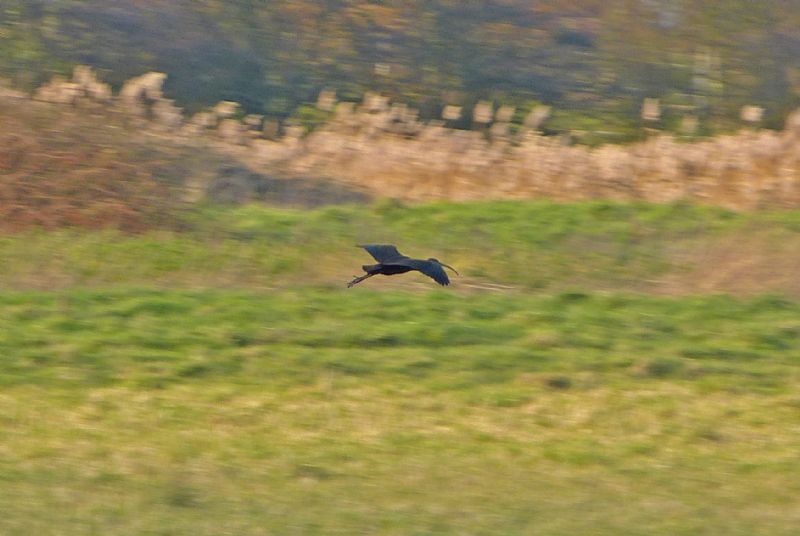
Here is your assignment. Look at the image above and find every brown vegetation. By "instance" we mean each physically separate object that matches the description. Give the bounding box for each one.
[265,101,800,210]
[5,65,800,231]
[0,100,188,231]
[0,88,367,231]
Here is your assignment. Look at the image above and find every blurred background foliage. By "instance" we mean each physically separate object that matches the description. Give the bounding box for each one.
[2,0,800,140]
[2,4,800,533]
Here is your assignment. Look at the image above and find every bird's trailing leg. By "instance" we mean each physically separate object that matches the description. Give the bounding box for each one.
[347,273,374,288]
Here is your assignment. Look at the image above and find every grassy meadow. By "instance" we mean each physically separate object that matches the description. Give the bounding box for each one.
[1,200,800,535]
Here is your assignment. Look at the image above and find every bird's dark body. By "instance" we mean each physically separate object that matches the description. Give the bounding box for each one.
[362,263,414,276]
[348,244,458,288]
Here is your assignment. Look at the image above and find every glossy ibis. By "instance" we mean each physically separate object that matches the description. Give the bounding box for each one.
[347,244,459,288]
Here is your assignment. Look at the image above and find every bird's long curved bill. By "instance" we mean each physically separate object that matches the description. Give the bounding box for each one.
[441,263,460,276]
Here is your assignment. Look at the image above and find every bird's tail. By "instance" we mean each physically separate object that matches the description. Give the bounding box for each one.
[362,264,381,274]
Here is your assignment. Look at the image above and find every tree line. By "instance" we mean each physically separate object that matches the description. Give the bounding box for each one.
[2,0,799,142]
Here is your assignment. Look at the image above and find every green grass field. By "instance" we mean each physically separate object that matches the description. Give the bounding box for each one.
[1,201,800,534]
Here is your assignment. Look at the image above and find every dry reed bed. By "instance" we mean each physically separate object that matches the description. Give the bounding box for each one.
[13,66,800,210]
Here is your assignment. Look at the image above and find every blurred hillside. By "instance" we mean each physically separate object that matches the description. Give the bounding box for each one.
[2,1,800,141]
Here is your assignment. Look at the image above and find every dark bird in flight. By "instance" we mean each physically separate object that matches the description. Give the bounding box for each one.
[348,244,459,288]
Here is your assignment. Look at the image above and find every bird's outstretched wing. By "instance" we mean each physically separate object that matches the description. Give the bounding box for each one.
[358,244,406,263]
[403,259,450,286]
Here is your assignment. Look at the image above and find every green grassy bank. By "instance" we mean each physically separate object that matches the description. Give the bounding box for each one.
[1,200,800,294]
